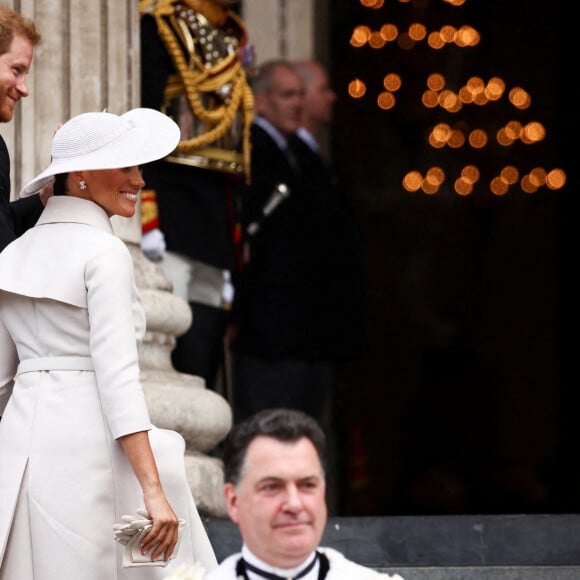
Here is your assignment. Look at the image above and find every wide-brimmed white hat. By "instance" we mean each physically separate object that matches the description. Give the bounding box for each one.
[20,108,180,197]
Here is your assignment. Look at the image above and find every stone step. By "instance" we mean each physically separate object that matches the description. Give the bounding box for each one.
[205,514,580,578]
[383,567,580,580]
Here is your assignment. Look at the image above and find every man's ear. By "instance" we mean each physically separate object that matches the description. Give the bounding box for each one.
[224,482,240,523]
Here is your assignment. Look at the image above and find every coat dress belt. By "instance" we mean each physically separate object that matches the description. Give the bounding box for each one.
[17,356,95,375]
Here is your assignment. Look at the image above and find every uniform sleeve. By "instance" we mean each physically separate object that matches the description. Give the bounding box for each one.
[85,237,151,439]
[0,316,17,415]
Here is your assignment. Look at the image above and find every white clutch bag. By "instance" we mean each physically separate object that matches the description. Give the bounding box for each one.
[113,508,185,568]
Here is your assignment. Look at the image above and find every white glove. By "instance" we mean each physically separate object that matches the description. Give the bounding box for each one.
[113,508,185,568]
[113,507,152,545]
[141,228,166,262]
[222,270,235,308]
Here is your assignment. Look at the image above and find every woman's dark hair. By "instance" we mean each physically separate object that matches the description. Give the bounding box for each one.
[52,173,68,195]
[223,408,327,486]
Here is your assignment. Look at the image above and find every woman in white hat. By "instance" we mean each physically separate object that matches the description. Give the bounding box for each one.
[0,108,218,579]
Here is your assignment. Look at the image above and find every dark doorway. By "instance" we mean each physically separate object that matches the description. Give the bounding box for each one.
[327,0,578,515]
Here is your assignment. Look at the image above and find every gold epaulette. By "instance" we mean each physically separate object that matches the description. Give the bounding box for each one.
[142,0,254,183]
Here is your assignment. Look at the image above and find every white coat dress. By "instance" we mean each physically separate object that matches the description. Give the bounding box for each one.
[0,196,217,579]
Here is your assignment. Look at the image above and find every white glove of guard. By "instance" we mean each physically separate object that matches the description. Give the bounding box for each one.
[141,228,166,262]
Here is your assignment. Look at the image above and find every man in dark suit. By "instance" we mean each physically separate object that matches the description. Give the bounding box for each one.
[0,7,49,252]
[231,60,367,425]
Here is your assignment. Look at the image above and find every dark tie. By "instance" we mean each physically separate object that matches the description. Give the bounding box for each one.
[235,551,328,580]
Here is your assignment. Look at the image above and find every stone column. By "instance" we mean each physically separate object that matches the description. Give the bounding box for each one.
[240,0,331,62]
[241,0,315,61]
[9,0,230,517]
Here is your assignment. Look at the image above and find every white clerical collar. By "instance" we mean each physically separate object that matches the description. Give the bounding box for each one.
[241,545,319,580]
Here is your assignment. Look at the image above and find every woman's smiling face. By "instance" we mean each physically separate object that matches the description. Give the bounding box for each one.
[76,166,145,218]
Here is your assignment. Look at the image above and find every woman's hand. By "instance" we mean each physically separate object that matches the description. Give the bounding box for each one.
[140,488,181,561]
[118,430,181,562]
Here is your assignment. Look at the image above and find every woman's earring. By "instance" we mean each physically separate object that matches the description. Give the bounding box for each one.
[79,180,87,190]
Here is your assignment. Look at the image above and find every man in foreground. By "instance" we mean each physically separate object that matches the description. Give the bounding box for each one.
[206,408,404,579]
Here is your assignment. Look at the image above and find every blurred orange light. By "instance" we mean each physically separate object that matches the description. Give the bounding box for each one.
[380,23,398,41]
[348,79,367,98]
[427,31,445,49]
[461,165,480,184]
[521,175,538,194]
[490,177,509,196]
[421,180,439,194]
[546,168,566,190]
[403,171,423,192]
[440,25,457,43]
[409,23,427,41]
[504,120,523,140]
[426,166,445,185]
[455,177,473,196]
[496,128,514,146]
[468,129,488,148]
[500,166,519,185]
[377,91,396,110]
[485,77,505,100]
[369,31,386,48]
[422,90,439,108]
[383,73,402,91]
[522,121,546,143]
[509,87,532,109]
[427,73,445,91]
[448,130,465,148]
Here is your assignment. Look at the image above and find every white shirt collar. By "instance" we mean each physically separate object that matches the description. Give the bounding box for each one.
[296,127,320,153]
[241,545,319,580]
[253,116,289,152]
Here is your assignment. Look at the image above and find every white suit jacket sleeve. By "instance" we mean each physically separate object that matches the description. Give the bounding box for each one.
[85,235,151,439]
